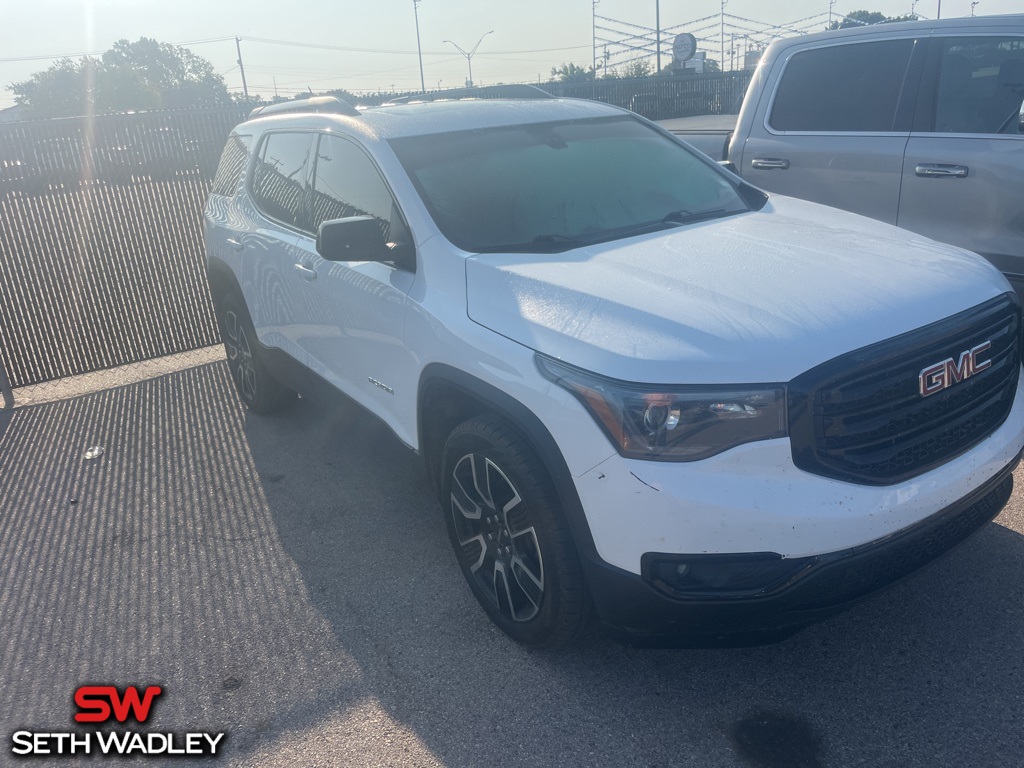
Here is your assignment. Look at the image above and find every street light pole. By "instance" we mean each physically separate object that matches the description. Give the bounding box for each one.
[656,0,661,76]
[413,0,426,93]
[444,30,494,88]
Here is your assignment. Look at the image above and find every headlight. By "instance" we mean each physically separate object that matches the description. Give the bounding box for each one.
[536,356,787,461]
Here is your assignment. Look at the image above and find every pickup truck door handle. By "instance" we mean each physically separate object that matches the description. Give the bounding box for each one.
[751,157,790,170]
[292,263,318,282]
[226,237,244,252]
[915,163,969,179]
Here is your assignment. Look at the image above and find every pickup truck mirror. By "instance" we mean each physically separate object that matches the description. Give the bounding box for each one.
[317,216,403,265]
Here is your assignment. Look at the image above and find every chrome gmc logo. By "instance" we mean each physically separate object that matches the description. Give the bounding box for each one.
[918,341,993,397]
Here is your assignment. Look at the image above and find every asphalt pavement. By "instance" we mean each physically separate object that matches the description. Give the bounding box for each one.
[1,360,1023,767]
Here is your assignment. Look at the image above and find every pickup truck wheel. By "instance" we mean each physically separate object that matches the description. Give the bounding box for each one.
[218,294,295,414]
[440,415,590,648]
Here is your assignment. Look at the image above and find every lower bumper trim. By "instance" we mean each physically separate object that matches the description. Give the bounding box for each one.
[582,450,1020,646]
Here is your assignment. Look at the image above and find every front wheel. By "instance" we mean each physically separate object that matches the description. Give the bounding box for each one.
[440,415,591,648]
[217,293,295,414]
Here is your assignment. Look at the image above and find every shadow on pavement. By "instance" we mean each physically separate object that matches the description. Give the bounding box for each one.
[1,361,1022,767]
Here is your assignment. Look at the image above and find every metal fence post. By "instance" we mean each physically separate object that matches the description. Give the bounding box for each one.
[0,352,13,410]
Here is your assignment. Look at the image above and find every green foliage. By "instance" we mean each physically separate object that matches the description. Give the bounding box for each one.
[620,60,653,79]
[8,38,231,118]
[829,10,918,29]
[550,63,595,83]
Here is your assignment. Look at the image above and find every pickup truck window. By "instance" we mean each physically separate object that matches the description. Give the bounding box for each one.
[389,116,749,254]
[933,37,1024,134]
[770,39,915,132]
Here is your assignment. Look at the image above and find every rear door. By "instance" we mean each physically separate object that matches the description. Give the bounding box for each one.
[741,36,924,224]
[898,32,1024,290]
[244,130,315,364]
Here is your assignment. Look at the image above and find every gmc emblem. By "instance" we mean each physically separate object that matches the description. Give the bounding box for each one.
[918,341,993,397]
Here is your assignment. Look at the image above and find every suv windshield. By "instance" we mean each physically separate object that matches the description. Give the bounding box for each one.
[389,116,751,253]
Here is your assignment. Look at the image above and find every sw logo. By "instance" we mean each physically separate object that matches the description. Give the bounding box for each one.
[74,685,162,723]
[9,685,225,758]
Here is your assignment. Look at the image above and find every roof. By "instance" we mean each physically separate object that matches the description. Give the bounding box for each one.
[773,13,1024,49]
[244,98,629,141]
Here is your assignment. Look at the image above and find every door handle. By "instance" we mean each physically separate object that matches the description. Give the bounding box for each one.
[751,157,790,170]
[915,163,969,178]
[292,263,318,281]
[226,237,244,252]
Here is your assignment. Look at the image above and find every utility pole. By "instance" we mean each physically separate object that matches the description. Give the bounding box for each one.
[720,1,727,72]
[592,0,599,76]
[828,0,837,29]
[970,1,978,15]
[413,0,426,93]
[235,37,249,98]
[656,0,661,75]
[937,0,942,18]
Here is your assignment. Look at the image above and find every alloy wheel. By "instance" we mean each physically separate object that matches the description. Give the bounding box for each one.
[449,453,545,622]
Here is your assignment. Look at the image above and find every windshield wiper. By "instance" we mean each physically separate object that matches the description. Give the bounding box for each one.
[529,233,586,249]
[662,208,730,225]
[474,233,587,254]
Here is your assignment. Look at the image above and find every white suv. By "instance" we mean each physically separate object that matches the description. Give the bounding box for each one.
[204,93,1024,647]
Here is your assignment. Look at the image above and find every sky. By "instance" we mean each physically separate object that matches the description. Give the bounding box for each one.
[2,0,1022,108]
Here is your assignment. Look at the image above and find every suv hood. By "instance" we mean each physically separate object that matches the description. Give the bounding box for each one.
[465,196,1011,384]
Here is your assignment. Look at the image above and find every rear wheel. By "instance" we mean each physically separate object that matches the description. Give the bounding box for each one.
[218,293,295,414]
[440,415,591,648]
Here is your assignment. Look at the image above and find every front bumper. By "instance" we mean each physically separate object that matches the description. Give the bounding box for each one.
[581,450,1018,646]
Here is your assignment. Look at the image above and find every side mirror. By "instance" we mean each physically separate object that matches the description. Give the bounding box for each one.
[316,216,391,262]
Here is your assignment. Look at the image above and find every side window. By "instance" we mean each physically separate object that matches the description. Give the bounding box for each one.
[932,37,1024,134]
[310,134,409,248]
[250,132,313,230]
[770,39,915,132]
[210,134,251,197]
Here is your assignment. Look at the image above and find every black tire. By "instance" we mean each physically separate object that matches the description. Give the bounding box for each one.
[217,293,295,414]
[440,415,591,648]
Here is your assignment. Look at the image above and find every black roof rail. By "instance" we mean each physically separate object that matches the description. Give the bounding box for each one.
[384,83,554,106]
[247,96,360,121]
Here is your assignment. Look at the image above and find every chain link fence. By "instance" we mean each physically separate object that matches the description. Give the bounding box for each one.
[0,107,247,408]
[546,70,754,121]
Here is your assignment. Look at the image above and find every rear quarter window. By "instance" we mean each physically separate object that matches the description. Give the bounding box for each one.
[770,39,915,132]
[210,134,251,197]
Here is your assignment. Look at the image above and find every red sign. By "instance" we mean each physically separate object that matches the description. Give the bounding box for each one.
[73,686,163,724]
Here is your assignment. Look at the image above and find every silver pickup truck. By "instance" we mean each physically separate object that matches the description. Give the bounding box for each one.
[663,14,1024,292]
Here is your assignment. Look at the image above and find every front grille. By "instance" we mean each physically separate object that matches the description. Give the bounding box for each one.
[789,293,1020,485]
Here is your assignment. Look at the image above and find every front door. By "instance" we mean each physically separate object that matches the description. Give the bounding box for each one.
[291,133,417,444]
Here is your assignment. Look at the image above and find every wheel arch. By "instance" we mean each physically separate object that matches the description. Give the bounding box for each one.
[417,363,599,561]
[205,258,243,308]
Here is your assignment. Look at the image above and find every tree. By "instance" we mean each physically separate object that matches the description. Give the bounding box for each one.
[829,10,918,29]
[8,38,231,117]
[620,60,653,79]
[550,63,595,83]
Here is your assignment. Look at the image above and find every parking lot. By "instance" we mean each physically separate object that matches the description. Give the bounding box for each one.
[0,358,1021,767]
